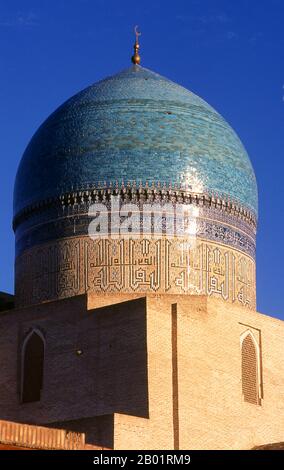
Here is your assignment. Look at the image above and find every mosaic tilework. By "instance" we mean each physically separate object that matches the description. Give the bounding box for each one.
[15,236,255,309]
[14,65,257,218]
[13,184,257,235]
[14,202,256,259]
[14,186,257,308]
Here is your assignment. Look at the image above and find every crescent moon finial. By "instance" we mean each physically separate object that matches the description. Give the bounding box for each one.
[131,25,141,65]
[134,25,141,42]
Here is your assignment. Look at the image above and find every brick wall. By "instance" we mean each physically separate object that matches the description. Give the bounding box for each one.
[0,295,148,448]
[113,295,284,449]
[0,293,283,449]
[0,419,85,449]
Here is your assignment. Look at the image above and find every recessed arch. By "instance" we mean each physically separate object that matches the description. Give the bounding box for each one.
[240,330,261,405]
[21,329,45,403]
[240,329,260,352]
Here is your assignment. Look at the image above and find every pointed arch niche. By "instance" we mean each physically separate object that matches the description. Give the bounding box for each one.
[21,329,45,403]
[240,329,262,405]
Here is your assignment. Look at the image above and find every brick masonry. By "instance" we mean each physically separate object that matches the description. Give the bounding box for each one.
[0,418,107,450]
[0,294,283,449]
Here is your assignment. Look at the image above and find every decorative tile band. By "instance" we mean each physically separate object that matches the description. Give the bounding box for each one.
[14,188,256,259]
[13,183,257,232]
[15,209,255,259]
[15,236,256,309]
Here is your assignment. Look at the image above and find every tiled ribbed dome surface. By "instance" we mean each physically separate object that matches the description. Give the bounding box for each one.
[14,65,257,216]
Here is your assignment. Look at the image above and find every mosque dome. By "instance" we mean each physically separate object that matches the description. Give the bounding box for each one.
[13,60,258,310]
[14,64,257,218]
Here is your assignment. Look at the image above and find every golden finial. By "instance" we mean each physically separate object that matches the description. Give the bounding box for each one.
[131,25,141,65]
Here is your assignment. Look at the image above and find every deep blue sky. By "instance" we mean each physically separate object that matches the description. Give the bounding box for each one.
[0,0,283,319]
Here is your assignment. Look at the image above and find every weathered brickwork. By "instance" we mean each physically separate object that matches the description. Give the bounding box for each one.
[0,419,84,450]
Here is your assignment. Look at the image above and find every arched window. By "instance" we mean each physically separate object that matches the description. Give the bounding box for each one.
[241,332,260,405]
[21,330,45,403]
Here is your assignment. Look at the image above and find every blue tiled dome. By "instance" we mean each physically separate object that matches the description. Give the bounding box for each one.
[14,65,257,216]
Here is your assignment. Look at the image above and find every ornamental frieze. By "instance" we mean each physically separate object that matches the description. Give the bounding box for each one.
[15,236,255,309]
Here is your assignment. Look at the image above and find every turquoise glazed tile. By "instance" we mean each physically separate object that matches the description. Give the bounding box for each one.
[14,65,257,216]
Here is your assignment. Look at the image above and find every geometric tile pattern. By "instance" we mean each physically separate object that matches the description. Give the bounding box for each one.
[15,236,256,309]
